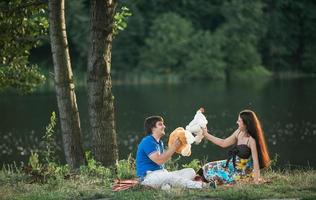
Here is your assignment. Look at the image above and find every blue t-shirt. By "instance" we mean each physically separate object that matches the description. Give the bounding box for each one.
[136,134,164,179]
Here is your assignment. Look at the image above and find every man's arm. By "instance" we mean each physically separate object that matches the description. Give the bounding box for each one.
[149,139,179,165]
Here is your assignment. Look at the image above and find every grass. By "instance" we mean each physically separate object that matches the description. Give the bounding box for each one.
[1,163,315,200]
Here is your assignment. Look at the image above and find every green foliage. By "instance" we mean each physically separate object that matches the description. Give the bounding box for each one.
[114,6,132,36]
[22,114,71,183]
[24,152,72,183]
[262,0,316,73]
[136,5,270,80]
[230,66,272,80]
[116,154,136,179]
[41,111,58,164]
[0,65,46,93]
[64,0,89,69]
[0,1,48,63]
[17,0,316,80]
[164,156,180,171]
[28,151,43,172]
[218,0,265,73]
[0,0,48,91]
[269,154,279,169]
[112,3,146,72]
[138,12,194,74]
[80,151,112,178]
[1,162,27,186]
[49,163,71,178]
[25,151,52,182]
[182,159,201,172]
[183,31,226,80]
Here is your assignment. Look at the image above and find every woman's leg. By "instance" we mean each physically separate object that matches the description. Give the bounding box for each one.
[203,159,233,184]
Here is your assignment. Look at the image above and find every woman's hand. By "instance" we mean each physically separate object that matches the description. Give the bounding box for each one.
[201,127,209,136]
[254,177,263,185]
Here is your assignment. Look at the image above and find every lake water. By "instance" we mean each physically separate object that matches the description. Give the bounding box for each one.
[1,78,316,169]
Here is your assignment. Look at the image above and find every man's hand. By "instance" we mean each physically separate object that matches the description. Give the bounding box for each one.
[149,138,181,165]
[170,138,180,151]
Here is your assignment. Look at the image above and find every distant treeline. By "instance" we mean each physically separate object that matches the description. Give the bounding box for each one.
[31,0,316,80]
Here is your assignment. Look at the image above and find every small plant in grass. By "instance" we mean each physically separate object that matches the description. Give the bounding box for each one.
[48,163,71,179]
[41,111,58,164]
[23,151,48,182]
[164,156,181,171]
[269,153,279,169]
[25,153,71,182]
[182,159,201,172]
[116,154,136,179]
[80,151,112,178]
[1,162,26,184]
[22,112,72,182]
[28,151,43,172]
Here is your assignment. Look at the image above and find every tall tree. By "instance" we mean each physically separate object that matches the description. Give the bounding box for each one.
[87,0,118,166]
[48,0,85,168]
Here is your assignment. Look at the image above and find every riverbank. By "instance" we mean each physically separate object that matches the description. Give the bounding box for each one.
[38,68,316,90]
[1,166,315,200]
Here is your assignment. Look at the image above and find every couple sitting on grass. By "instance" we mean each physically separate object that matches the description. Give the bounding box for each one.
[136,109,270,189]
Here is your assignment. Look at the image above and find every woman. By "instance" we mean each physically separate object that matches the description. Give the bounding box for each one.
[199,110,270,185]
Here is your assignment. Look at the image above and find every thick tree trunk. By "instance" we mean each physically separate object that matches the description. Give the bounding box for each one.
[48,0,85,169]
[87,0,118,166]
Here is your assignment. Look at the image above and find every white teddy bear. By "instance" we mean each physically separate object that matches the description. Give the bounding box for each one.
[185,107,208,144]
[168,107,208,157]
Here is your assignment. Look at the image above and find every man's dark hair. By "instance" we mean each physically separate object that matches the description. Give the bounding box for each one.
[144,116,163,135]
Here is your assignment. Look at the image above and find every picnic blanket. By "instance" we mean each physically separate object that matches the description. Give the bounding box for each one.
[111,176,268,191]
[112,179,139,191]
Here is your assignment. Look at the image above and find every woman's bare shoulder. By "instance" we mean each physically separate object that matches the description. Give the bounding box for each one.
[248,137,256,146]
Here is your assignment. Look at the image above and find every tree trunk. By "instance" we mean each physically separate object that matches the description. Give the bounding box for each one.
[87,0,118,166]
[48,0,85,169]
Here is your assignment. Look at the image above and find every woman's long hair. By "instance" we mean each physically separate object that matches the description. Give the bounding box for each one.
[240,110,270,169]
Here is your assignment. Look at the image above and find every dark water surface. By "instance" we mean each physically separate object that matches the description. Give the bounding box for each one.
[1,78,316,168]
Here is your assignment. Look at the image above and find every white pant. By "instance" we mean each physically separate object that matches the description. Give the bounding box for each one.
[141,168,203,189]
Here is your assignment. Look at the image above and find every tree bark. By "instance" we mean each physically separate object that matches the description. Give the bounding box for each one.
[87,0,118,166]
[48,0,85,169]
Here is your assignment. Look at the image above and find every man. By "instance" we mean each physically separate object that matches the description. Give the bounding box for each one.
[136,115,214,189]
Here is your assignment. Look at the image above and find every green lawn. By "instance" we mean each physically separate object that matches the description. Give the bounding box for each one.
[1,169,315,200]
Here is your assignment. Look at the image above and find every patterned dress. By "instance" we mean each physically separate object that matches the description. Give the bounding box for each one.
[201,145,253,184]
